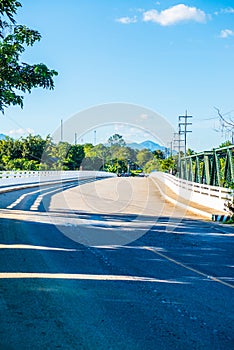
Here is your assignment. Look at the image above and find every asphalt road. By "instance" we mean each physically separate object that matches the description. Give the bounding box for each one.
[0,177,233,349]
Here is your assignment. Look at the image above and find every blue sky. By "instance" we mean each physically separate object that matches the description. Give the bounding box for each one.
[1,1,234,151]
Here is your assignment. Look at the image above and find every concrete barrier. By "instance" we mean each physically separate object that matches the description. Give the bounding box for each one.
[0,170,116,191]
[150,172,233,213]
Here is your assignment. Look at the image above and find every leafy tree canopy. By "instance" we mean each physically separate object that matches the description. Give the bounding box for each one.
[108,134,126,147]
[153,149,165,160]
[219,140,233,148]
[0,0,58,113]
[136,148,153,167]
[186,148,194,156]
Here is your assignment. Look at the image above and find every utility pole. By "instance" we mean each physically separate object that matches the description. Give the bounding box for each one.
[94,130,96,146]
[60,119,63,142]
[173,132,184,175]
[179,111,192,155]
[74,133,77,145]
[173,132,183,156]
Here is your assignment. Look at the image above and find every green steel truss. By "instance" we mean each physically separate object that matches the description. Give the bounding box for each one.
[179,145,234,187]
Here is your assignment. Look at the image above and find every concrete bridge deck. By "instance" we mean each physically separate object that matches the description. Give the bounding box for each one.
[0,176,233,349]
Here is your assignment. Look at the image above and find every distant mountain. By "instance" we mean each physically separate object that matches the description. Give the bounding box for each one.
[126,142,143,150]
[127,140,166,152]
[0,134,7,140]
[141,140,166,152]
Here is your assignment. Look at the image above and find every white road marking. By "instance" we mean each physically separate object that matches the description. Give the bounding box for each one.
[6,185,59,209]
[144,246,234,289]
[0,272,186,283]
[30,179,97,211]
[29,185,73,211]
[0,244,77,251]
[5,178,98,211]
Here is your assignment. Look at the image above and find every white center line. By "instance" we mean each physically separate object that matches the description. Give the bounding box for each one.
[144,246,234,289]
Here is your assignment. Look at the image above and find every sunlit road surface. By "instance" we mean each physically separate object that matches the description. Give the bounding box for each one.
[0,177,233,349]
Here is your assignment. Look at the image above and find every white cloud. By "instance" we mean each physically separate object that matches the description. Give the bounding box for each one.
[116,16,137,24]
[143,4,207,26]
[7,128,35,136]
[221,7,234,14]
[219,29,234,38]
[214,7,234,15]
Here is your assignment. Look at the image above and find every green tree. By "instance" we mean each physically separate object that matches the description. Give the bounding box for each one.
[136,149,153,167]
[153,149,165,159]
[219,141,233,148]
[105,159,127,174]
[144,159,161,173]
[108,134,126,147]
[0,136,22,161]
[186,148,194,156]
[21,134,49,162]
[6,158,39,170]
[83,143,94,158]
[111,146,130,161]
[50,142,84,170]
[0,0,58,113]
[65,145,84,170]
[92,143,110,160]
[160,157,175,172]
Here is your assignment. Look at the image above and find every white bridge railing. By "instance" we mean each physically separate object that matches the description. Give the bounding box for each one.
[150,172,233,212]
[0,170,116,188]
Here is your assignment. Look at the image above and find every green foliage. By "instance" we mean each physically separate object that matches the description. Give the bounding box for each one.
[83,143,94,157]
[160,157,175,172]
[0,0,58,113]
[6,158,40,170]
[0,132,179,175]
[0,1,21,31]
[219,140,233,148]
[108,134,126,147]
[0,136,85,170]
[186,148,194,156]
[21,134,50,161]
[65,145,85,170]
[110,146,136,162]
[153,150,165,159]
[0,136,22,160]
[136,149,153,167]
[143,156,176,174]
[144,159,161,173]
[105,159,127,174]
